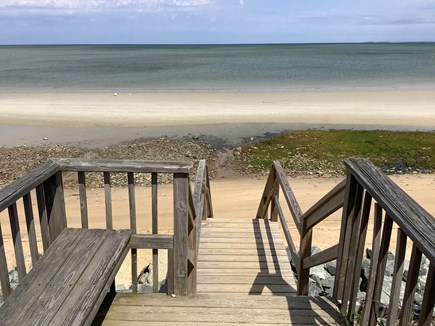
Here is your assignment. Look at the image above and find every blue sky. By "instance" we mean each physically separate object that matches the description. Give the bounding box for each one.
[1,0,435,44]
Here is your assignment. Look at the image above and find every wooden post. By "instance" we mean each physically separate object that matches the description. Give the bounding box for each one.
[418,263,434,326]
[270,177,279,222]
[297,218,312,295]
[8,203,27,281]
[334,173,358,301]
[78,172,88,229]
[43,172,67,244]
[128,172,138,293]
[173,173,190,296]
[0,222,11,299]
[152,172,159,293]
[104,172,113,230]
[23,193,40,266]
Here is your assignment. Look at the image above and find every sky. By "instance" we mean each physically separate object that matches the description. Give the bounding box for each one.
[0,0,435,44]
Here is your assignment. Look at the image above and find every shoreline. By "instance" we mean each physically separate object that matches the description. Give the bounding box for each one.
[0,88,434,148]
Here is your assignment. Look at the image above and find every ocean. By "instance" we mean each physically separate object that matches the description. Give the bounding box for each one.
[0,43,434,92]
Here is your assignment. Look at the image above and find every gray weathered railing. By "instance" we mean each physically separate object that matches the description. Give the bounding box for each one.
[0,158,213,300]
[257,158,434,325]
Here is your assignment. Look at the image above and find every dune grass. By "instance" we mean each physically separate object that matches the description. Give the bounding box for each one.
[240,130,435,175]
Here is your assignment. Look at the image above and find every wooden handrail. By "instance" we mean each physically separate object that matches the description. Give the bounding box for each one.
[344,158,435,263]
[53,158,193,173]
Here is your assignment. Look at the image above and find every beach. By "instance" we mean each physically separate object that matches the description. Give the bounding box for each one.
[1,89,435,148]
[0,86,434,290]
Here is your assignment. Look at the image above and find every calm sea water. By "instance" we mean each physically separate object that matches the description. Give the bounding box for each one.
[0,43,434,91]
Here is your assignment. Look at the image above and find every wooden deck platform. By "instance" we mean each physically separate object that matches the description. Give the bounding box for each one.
[96,218,344,325]
[0,228,132,326]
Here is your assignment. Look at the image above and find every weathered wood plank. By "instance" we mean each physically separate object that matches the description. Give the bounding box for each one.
[197,275,294,285]
[152,172,159,293]
[101,304,342,324]
[173,173,190,296]
[345,158,435,264]
[303,244,339,270]
[104,293,340,309]
[0,229,131,326]
[386,228,407,326]
[274,197,300,269]
[418,263,434,326]
[104,172,113,229]
[273,161,303,232]
[8,203,27,281]
[255,164,276,220]
[128,172,138,294]
[197,283,296,294]
[78,171,89,229]
[14,229,106,325]
[53,158,193,173]
[303,179,346,231]
[129,234,173,249]
[0,228,82,321]
[199,248,288,256]
[373,214,393,317]
[0,222,11,299]
[44,171,67,244]
[360,204,383,326]
[399,244,422,325]
[36,184,51,251]
[348,191,372,316]
[0,160,60,213]
[334,173,358,299]
[23,193,40,266]
[50,229,131,325]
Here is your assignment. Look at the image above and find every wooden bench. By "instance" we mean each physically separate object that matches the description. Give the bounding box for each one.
[0,228,132,326]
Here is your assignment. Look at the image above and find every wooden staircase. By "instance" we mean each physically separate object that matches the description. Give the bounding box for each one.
[197,217,297,295]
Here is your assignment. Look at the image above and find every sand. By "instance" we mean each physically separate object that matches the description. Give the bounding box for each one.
[0,89,435,148]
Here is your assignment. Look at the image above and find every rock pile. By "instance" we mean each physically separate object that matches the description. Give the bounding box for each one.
[0,138,218,189]
[290,246,433,320]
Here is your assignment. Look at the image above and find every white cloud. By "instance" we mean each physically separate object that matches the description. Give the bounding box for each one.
[0,0,211,10]
[240,0,245,5]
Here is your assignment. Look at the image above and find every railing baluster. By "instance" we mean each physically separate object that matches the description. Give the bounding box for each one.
[8,203,27,281]
[0,221,11,299]
[372,214,393,318]
[360,203,383,326]
[152,172,159,293]
[128,172,137,293]
[418,263,434,326]
[78,172,88,229]
[334,173,358,301]
[36,184,51,251]
[386,228,407,326]
[348,191,372,317]
[399,244,422,325]
[341,183,365,314]
[104,172,113,230]
[23,193,40,266]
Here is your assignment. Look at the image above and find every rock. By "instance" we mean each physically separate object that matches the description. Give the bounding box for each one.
[321,275,335,294]
[9,268,19,290]
[387,251,395,262]
[384,261,395,276]
[311,275,323,290]
[310,264,327,280]
[115,284,127,292]
[361,258,371,278]
[414,292,423,306]
[308,283,323,296]
[324,261,337,276]
[311,246,322,255]
[360,269,368,292]
[366,248,372,259]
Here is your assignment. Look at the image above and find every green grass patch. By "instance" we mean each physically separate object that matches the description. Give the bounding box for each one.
[239,130,435,175]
